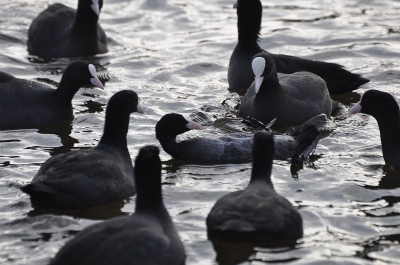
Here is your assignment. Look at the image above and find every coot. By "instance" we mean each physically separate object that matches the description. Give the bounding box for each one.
[155,113,327,163]
[21,90,143,210]
[228,0,369,93]
[349,89,400,170]
[0,60,104,129]
[27,0,107,58]
[238,52,332,127]
[206,131,303,243]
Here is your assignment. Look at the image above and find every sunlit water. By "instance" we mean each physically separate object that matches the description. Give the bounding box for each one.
[1,0,400,264]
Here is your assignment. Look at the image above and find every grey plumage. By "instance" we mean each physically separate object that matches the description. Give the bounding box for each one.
[156,113,327,163]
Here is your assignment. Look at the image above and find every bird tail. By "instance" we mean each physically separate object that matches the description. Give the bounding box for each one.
[21,183,57,208]
[20,184,34,195]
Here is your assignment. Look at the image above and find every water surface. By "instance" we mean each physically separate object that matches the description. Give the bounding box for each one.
[1,0,400,264]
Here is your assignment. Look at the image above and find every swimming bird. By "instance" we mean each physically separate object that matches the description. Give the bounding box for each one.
[238,52,332,127]
[206,131,303,243]
[228,0,369,93]
[348,90,400,170]
[155,113,327,163]
[21,90,143,210]
[27,0,107,58]
[0,60,104,130]
[48,146,186,265]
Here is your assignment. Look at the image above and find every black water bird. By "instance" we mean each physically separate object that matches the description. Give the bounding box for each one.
[238,52,332,127]
[349,90,400,170]
[27,0,107,58]
[228,0,369,93]
[48,146,186,265]
[21,90,143,210]
[206,131,303,243]
[0,60,104,130]
[155,113,327,163]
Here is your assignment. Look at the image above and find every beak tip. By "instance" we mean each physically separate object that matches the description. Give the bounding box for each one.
[90,77,104,90]
[137,103,144,114]
[186,121,203,130]
[348,102,362,115]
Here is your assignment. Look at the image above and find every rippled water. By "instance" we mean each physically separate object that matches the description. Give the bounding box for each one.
[1,0,400,264]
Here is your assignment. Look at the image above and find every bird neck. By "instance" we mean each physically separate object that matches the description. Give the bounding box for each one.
[135,185,164,213]
[99,110,130,148]
[237,0,262,46]
[255,71,281,99]
[376,112,400,151]
[53,77,82,104]
[71,2,99,38]
[250,157,274,187]
[157,134,178,156]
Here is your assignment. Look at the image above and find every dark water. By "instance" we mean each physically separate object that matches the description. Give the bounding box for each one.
[1,0,400,264]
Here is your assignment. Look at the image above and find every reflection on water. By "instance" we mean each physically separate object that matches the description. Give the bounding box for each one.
[210,240,299,265]
[211,241,257,265]
[1,0,400,264]
[363,165,400,190]
[36,118,77,156]
[27,200,128,220]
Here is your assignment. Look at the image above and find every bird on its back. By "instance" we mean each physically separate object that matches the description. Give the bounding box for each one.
[155,113,326,163]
